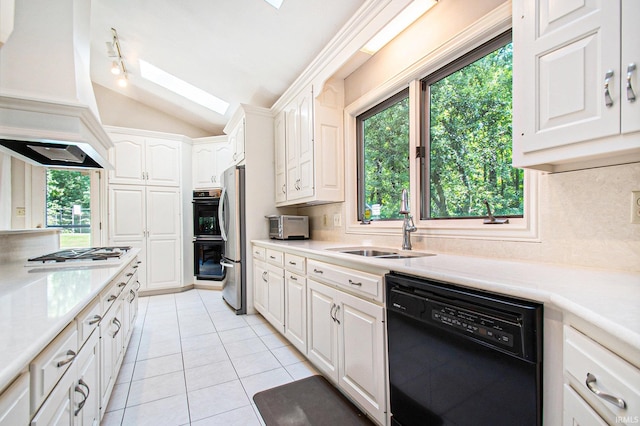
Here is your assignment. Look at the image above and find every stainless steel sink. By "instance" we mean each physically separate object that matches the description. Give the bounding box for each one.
[327,246,434,259]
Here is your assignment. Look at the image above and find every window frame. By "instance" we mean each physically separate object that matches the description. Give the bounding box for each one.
[356,88,410,221]
[343,5,540,241]
[419,30,521,221]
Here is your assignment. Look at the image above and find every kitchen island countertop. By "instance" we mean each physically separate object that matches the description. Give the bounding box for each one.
[252,239,640,356]
[0,249,140,392]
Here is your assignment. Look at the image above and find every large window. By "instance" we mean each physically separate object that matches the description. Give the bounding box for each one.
[356,89,409,221]
[421,30,523,220]
[46,169,92,248]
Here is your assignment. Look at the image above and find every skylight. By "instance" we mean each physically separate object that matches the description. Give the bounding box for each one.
[139,59,230,116]
[264,0,283,9]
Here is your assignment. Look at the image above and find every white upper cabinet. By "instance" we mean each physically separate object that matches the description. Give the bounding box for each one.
[192,136,231,189]
[276,79,344,206]
[513,0,640,172]
[225,116,245,165]
[108,133,181,186]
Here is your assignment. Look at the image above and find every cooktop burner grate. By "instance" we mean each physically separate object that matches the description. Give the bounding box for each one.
[28,246,132,263]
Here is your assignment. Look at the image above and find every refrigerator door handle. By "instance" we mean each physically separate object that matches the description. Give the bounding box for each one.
[220,260,234,268]
[219,186,228,242]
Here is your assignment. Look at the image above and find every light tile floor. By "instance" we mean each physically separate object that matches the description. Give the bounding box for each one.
[101,289,317,426]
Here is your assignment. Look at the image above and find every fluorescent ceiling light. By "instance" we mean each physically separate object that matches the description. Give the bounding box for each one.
[361,0,437,55]
[264,0,283,9]
[139,59,230,116]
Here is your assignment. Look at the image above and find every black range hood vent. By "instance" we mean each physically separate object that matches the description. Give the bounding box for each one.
[0,139,102,168]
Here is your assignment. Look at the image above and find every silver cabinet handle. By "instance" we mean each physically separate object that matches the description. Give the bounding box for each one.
[585,373,626,409]
[627,63,637,102]
[57,350,77,367]
[107,295,117,302]
[289,275,298,281]
[112,317,122,337]
[129,289,135,303]
[88,315,102,325]
[282,184,286,194]
[289,261,297,266]
[334,305,341,325]
[126,272,134,277]
[117,282,126,288]
[604,70,614,107]
[313,268,323,274]
[330,303,337,322]
[348,279,362,287]
[132,264,139,269]
[262,271,268,282]
[74,379,90,416]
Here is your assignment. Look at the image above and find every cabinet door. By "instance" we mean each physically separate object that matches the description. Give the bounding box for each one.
[108,185,145,243]
[192,143,216,189]
[30,370,74,426]
[214,142,233,186]
[99,307,116,410]
[338,292,386,425]
[145,139,180,186]
[266,264,285,333]
[74,332,99,426]
[231,119,245,164]
[145,187,181,290]
[108,136,145,185]
[284,272,306,354]
[306,280,338,382]
[513,0,620,157]
[285,105,299,200]
[297,88,314,198]
[253,260,268,315]
[274,111,287,203]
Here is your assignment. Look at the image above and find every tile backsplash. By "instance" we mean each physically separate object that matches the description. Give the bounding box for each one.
[299,162,640,273]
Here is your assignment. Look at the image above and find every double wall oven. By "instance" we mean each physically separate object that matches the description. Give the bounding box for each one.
[192,189,225,280]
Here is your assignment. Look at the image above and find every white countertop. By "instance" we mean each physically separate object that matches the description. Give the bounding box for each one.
[252,239,640,353]
[0,249,140,391]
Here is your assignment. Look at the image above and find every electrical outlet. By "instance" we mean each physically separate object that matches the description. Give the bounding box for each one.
[632,191,640,224]
[16,207,25,217]
[333,213,342,227]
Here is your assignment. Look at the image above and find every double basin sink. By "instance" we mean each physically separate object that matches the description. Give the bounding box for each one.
[328,247,434,259]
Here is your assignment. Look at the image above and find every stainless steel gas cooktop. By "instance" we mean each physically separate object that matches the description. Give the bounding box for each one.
[27,246,132,266]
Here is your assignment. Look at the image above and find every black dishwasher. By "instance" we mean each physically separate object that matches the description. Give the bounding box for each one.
[386,272,542,426]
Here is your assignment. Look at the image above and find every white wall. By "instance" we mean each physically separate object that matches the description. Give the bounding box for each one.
[299,0,640,273]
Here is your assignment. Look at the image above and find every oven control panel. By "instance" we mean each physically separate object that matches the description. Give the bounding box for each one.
[431,303,515,348]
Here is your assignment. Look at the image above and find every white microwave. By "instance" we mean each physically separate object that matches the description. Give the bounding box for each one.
[266,215,309,240]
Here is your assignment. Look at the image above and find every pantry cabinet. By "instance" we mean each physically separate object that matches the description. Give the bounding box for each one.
[192,136,231,189]
[513,0,640,172]
[108,185,181,291]
[275,79,344,206]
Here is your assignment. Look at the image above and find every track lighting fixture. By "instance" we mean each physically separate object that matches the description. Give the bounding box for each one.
[107,28,128,87]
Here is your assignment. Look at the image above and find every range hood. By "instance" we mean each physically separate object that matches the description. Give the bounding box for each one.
[0,0,113,169]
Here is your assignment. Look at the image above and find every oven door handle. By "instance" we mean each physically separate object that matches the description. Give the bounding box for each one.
[220,260,234,268]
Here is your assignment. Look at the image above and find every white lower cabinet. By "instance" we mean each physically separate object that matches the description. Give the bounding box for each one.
[284,271,307,354]
[563,325,640,425]
[253,249,286,334]
[265,263,285,333]
[307,279,386,425]
[73,331,100,426]
[253,259,268,314]
[0,373,29,426]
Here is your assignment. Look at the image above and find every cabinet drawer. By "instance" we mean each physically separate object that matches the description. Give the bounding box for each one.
[0,372,29,426]
[564,326,640,422]
[564,384,607,426]
[307,259,382,301]
[76,297,101,348]
[266,249,284,267]
[29,323,78,415]
[100,280,122,316]
[252,246,266,261]
[284,253,305,274]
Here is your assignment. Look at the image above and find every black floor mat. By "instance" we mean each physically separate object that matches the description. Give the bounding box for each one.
[253,375,376,426]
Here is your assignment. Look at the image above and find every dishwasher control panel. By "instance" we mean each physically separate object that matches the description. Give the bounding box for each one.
[431,303,515,348]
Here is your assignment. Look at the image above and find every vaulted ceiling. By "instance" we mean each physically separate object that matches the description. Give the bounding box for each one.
[89,0,365,135]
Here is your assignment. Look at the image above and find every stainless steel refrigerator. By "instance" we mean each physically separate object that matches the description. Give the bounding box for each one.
[219,165,246,314]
